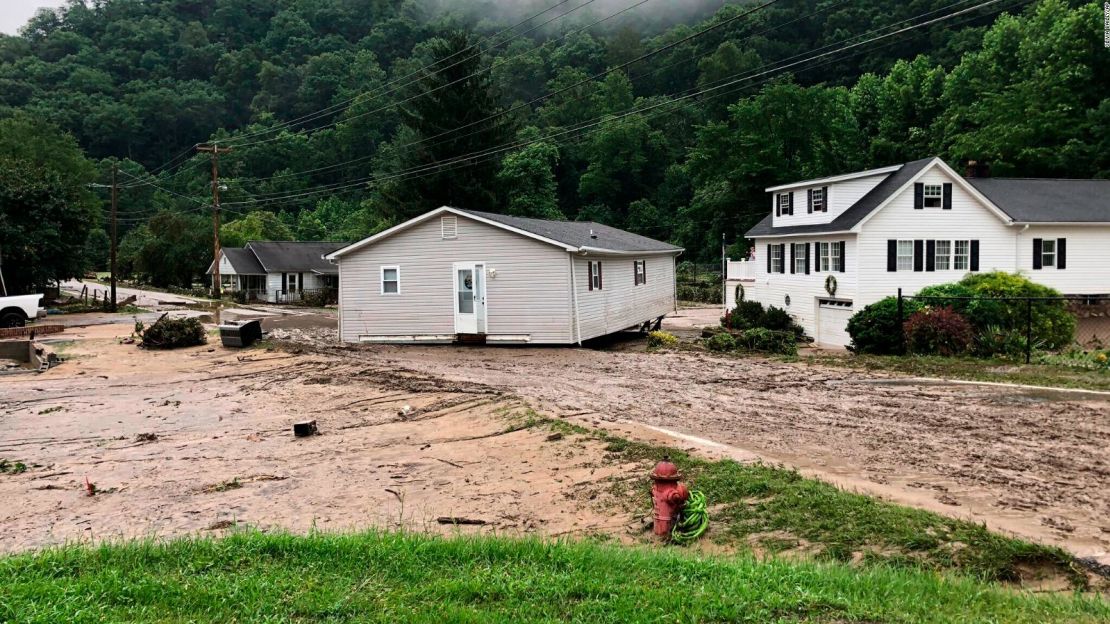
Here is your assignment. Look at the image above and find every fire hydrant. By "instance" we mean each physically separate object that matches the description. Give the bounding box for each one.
[650,457,689,538]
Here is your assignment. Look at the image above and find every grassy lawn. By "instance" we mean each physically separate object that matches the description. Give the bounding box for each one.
[520,415,1084,587]
[2,531,1107,623]
[803,352,1110,392]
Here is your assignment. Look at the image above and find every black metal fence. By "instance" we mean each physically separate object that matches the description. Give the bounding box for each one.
[231,288,338,306]
[897,290,1110,364]
[676,262,722,304]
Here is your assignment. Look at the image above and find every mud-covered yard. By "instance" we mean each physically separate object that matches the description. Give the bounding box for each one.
[1,310,1108,570]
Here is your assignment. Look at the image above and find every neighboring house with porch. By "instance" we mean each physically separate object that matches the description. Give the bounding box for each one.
[726,156,1110,347]
[207,240,345,303]
[325,207,682,344]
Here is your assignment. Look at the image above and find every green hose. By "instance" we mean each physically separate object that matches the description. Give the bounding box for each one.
[671,490,709,545]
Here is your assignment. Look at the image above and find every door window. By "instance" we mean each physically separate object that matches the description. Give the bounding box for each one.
[458,269,474,313]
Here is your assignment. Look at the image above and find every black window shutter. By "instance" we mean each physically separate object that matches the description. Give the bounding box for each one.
[822,186,829,212]
[633,261,637,285]
[281,272,287,294]
[788,193,794,215]
[1056,238,1066,270]
[1032,238,1043,270]
[926,240,936,272]
[807,189,813,214]
[887,240,897,272]
[839,241,846,273]
[587,262,593,291]
[914,183,924,209]
[766,244,771,274]
[643,260,647,284]
[775,197,780,217]
[789,244,795,274]
[814,243,821,273]
[942,183,952,210]
[804,243,811,275]
[913,240,924,272]
[970,240,980,271]
[598,262,603,289]
[779,244,787,273]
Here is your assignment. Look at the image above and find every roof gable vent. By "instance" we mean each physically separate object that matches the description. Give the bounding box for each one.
[441,216,457,239]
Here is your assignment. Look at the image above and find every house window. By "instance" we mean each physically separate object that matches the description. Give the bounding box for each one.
[793,243,807,274]
[935,240,951,271]
[634,260,646,286]
[381,266,400,294]
[897,240,914,271]
[922,184,943,208]
[811,188,825,212]
[818,242,841,272]
[954,240,970,270]
[770,245,783,273]
[1040,239,1056,267]
[589,261,603,290]
[778,193,791,215]
[441,216,457,239]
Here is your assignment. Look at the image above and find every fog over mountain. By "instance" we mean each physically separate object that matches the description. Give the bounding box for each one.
[418,0,737,35]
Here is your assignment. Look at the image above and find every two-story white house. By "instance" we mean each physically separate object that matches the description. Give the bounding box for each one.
[726,157,1110,347]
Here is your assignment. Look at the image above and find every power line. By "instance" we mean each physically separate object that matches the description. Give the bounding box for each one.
[217,0,1020,211]
[223,0,604,146]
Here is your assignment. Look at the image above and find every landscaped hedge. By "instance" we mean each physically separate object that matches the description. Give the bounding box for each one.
[846,297,923,355]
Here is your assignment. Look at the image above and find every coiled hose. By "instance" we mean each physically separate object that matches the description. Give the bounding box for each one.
[671,490,708,545]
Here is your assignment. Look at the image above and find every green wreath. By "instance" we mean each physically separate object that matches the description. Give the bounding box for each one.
[824,274,838,297]
[734,283,745,303]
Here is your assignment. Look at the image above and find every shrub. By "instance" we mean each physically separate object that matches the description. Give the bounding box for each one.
[647,330,678,349]
[706,332,736,352]
[137,314,207,349]
[736,328,797,356]
[1037,348,1110,371]
[958,272,1075,351]
[847,297,924,354]
[903,307,973,356]
[762,306,799,335]
[722,300,765,330]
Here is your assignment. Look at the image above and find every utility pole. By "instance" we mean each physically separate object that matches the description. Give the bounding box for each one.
[109,164,118,312]
[197,144,232,298]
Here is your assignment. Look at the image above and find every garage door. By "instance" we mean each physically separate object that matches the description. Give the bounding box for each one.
[817,299,853,348]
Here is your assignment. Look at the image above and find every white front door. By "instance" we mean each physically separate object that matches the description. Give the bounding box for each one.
[453,262,486,334]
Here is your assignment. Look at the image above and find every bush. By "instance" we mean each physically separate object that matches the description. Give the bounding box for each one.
[722,300,765,330]
[903,307,973,356]
[137,314,207,349]
[1037,348,1110,371]
[847,297,924,355]
[762,306,800,336]
[706,332,736,352]
[647,330,678,349]
[736,328,797,356]
[958,272,1075,352]
[677,282,721,304]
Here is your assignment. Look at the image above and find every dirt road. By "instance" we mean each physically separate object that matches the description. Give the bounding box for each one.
[335,316,1110,564]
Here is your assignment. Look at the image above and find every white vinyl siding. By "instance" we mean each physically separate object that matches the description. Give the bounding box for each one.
[574,254,675,340]
[338,214,573,343]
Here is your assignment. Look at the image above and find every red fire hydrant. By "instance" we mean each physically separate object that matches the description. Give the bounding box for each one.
[650,457,689,538]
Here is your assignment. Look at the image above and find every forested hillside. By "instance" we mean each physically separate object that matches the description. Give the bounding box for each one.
[0,0,1105,289]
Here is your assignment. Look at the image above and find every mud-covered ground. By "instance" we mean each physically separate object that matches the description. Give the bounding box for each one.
[312,308,1109,565]
[2,309,1108,568]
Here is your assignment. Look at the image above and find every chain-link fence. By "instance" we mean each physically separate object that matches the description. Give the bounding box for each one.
[897,291,1110,364]
[676,262,722,304]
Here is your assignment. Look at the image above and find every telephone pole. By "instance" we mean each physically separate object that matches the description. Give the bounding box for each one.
[197,144,232,298]
[109,164,119,312]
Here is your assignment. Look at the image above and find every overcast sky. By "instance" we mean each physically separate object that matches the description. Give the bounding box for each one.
[1,0,67,36]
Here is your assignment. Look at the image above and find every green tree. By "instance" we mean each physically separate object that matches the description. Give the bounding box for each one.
[220,211,294,248]
[496,128,562,219]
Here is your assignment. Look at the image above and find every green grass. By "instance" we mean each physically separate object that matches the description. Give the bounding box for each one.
[518,414,1083,586]
[1,531,1106,623]
[803,353,1110,392]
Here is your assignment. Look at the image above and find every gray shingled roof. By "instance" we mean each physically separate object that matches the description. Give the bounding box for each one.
[459,209,682,252]
[967,178,1110,223]
[246,241,345,274]
[223,247,265,274]
[746,157,935,237]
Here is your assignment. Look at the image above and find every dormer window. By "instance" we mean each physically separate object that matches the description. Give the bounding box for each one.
[808,186,827,213]
[922,184,943,208]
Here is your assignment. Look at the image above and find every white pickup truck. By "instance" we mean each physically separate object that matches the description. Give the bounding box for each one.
[0,294,47,328]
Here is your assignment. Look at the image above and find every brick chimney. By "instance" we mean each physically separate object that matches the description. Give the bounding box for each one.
[964,160,991,178]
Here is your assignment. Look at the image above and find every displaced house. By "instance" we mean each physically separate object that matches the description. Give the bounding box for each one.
[207,241,345,303]
[325,207,682,344]
[727,157,1110,347]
